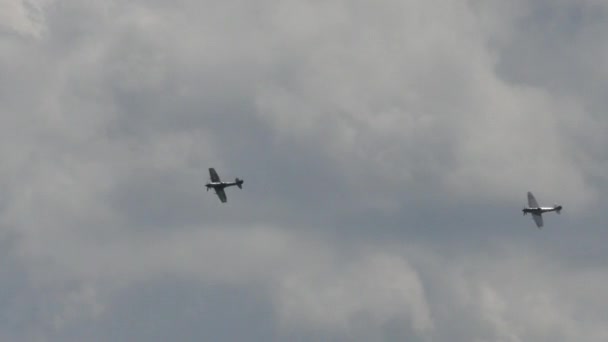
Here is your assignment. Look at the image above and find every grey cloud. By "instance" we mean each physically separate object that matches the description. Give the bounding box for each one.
[0,0,47,38]
[253,0,598,210]
[0,0,607,341]
[56,280,276,342]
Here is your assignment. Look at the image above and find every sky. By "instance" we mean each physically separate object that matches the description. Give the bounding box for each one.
[1,0,608,341]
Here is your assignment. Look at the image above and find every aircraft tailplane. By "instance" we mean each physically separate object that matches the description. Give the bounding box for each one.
[236,178,243,189]
[555,204,562,214]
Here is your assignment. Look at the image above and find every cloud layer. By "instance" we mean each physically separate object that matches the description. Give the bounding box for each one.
[0,0,607,340]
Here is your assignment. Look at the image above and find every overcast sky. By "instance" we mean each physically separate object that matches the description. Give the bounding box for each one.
[1,0,608,341]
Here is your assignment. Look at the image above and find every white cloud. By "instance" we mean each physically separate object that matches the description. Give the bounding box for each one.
[421,243,608,342]
[276,252,432,337]
[0,0,49,37]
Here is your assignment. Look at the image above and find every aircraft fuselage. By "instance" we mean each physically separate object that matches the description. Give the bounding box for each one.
[522,205,562,215]
[206,181,240,190]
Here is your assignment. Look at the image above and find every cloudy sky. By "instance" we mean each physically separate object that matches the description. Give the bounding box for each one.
[1,0,608,340]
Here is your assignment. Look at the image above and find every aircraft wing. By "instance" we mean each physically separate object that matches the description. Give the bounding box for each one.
[215,188,227,203]
[531,213,543,229]
[527,192,539,208]
[209,168,221,182]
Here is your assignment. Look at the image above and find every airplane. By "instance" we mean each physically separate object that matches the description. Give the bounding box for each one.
[205,168,243,203]
[522,191,562,229]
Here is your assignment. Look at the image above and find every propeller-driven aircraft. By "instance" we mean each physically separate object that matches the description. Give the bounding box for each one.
[206,168,243,203]
[522,192,562,228]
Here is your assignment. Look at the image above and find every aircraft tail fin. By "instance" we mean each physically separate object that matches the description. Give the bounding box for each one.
[236,178,243,189]
[555,204,562,214]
